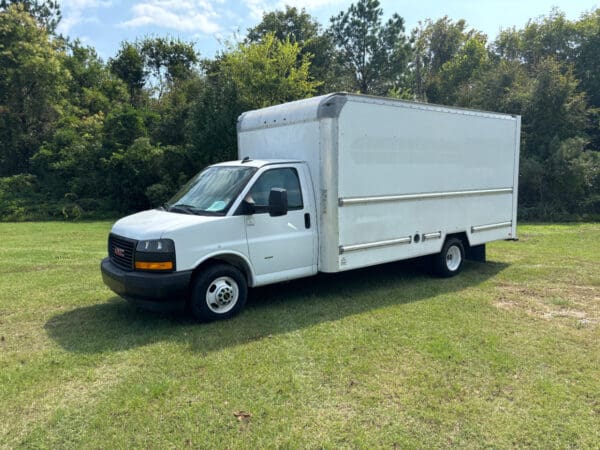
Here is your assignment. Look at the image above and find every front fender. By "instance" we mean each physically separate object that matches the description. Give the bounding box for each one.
[193,251,257,287]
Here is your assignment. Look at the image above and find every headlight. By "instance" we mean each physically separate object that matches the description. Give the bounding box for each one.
[135,239,175,271]
[136,239,175,252]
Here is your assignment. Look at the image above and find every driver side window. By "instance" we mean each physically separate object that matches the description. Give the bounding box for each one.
[246,168,303,213]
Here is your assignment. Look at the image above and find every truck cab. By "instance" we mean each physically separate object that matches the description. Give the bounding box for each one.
[101,159,318,321]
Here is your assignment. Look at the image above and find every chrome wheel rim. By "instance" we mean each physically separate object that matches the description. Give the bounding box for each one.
[206,276,239,314]
[445,245,462,272]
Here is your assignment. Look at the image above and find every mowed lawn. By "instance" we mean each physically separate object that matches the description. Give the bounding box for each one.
[0,222,598,448]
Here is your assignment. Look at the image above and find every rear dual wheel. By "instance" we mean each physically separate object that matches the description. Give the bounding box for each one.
[433,238,465,277]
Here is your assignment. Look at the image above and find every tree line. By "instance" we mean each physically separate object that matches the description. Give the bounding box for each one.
[1,0,599,220]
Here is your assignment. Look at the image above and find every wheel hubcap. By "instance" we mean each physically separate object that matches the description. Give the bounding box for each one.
[445,245,462,271]
[206,276,239,314]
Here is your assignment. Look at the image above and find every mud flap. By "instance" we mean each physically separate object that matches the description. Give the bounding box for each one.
[466,244,486,262]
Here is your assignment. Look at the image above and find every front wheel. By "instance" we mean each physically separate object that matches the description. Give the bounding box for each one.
[190,264,247,321]
[433,238,465,277]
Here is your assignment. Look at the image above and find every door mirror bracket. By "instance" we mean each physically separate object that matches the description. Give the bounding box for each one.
[240,199,255,215]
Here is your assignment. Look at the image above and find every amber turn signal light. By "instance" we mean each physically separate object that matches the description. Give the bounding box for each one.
[135,261,173,271]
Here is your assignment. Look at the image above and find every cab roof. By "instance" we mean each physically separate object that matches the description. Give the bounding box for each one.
[212,159,301,169]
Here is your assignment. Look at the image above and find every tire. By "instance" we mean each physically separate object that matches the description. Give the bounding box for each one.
[433,238,465,277]
[189,264,247,322]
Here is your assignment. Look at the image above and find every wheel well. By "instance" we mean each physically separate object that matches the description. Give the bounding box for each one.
[445,232,486,262]
[191,255,253,287]
[445,231,470,249]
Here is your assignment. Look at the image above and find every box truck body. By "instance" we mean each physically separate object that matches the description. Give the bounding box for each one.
[237,93,520,273]
[101,93,520,321]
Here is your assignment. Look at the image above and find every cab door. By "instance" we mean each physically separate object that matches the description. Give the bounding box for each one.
[243,165,317,284]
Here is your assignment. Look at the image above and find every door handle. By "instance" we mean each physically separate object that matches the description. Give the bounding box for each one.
[304,213,311,229]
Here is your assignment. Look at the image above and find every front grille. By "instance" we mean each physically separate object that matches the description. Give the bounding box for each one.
[108,234,136,271]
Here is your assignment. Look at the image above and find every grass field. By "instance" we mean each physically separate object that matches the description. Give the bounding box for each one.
[0,222,598,448]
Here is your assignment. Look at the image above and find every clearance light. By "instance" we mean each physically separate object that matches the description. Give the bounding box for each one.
[135,261,174,271]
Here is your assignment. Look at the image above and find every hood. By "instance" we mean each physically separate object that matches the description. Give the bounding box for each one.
[111,209,222,240]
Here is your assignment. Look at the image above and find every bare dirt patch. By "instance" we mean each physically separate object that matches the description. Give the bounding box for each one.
[494,283,599,326]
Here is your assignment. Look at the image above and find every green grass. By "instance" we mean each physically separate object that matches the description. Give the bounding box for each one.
[1,222,599,448]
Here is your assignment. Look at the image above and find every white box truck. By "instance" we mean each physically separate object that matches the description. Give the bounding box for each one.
[101,93,520,321]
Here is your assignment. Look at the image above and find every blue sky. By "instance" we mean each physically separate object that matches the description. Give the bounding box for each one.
[57,0,599,61]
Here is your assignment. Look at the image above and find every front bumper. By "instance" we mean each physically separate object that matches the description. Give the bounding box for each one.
[101,258,192,312]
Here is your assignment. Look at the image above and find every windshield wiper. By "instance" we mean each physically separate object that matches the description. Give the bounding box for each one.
[169,204,198,215]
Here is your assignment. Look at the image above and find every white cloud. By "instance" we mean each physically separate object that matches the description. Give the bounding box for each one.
[280,0,346,8]
[61,0,111,7]
[243,0,268,20]
[119,0,222,34]
[242,0,345,20]
[58,0,112,34]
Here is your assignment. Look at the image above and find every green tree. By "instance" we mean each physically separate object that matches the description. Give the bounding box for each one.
[0,4,67,176]
[329,0,410,94]
[493,8,576,66]
[523,59,586,159]
[0,0,60,32]
[139,36,198,97]
[151,74,204,147]
[411,16,485,102]
[29,38,132,216]
[574,9,600,108]
[248,6,319,44]
[31,112,107,209]
[462,59,529,113]
[219,33,321,108]
[247,6,342,92]
[186,74,242,171]
[436,36,490,105]
[104,137,165,212]
[109,42,146,105]
[63,40,128,113]
[109,38,198,101]
[519,59,590,216]
[103,105,148,150]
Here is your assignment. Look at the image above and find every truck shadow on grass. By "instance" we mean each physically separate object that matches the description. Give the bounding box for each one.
[45,259,507,354]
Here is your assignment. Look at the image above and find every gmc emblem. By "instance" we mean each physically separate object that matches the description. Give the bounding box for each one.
[113,246,126,258]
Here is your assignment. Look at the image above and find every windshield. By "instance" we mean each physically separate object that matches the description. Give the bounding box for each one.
[166,166,257,215]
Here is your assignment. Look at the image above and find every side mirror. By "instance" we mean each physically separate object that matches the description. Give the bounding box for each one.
[268,188,288,217]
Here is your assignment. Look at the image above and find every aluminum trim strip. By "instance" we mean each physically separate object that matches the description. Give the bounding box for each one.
[339,236,412,254]
[471,221,512,233]
[422,231,442,241]
[339,187,513,206]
